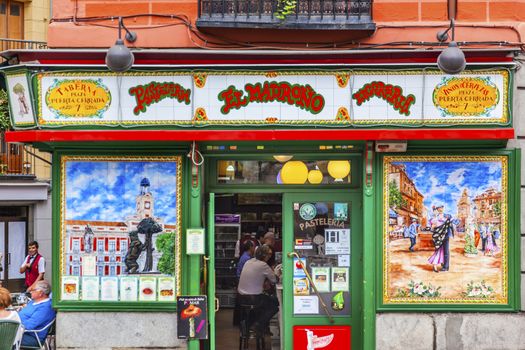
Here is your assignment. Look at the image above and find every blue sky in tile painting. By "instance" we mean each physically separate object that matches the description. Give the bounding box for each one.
[394,161,502,216]
[65,161,178,224]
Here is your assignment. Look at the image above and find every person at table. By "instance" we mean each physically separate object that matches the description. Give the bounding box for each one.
[19,241,45,292]
[237,244,279,335]
[18,280,56,347]
[0,286,24,346]
[236,240,255,278]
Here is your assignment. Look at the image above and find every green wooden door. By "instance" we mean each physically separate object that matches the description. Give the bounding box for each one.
[282,192,362,349]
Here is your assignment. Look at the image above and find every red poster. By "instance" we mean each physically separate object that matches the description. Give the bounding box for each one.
[293,325,351,350]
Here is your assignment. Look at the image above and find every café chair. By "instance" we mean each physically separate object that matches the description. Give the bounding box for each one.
[20,318,56,350]
[0,319,20,350]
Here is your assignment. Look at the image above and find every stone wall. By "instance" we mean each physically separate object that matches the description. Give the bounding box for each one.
[57,312,186,349]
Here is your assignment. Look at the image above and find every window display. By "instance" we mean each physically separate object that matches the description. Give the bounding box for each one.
[59,155,181,304]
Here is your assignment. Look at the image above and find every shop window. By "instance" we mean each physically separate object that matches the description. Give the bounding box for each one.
[217,159,352,185]
[58,155,182,307]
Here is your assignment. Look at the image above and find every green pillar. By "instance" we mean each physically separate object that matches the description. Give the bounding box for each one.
[187,157,202,350]
[362,142,376,350]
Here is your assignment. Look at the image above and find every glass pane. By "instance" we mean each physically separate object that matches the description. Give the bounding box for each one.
[9,3,20,16]
[292,201,351,316]
[8,221,25,279]
[217,160,351,185]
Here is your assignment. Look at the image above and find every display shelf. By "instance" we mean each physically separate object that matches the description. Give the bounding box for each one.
[215,217,241,308]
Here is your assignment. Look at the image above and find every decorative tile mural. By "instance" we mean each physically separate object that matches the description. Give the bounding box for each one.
[59,155,182,302]
[382,156,508,304]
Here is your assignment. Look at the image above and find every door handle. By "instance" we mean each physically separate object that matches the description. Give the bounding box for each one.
[215,297,220,312]
[287,251,334,323]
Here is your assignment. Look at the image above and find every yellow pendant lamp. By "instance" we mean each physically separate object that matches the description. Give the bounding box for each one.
[327,160,351,181]
[281,161,308,184]
[308,167,323,184]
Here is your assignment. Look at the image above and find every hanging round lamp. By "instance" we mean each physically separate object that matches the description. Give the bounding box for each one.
[281,161,308,184]
[308,168,323,184]
[327,160,351,181]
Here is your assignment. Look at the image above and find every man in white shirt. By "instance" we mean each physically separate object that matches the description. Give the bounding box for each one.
[237,244,279,335]
[19,241,45,292]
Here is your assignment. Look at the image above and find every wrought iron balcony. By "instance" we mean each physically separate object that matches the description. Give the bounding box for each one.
[0,134,42,178]
[0,38,47,63]
[197,0,374,30]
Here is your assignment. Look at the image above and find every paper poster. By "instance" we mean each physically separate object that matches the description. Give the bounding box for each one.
[294,296,319,314]
[338,255,350,267]
[158,277,176,301]
[100,276,119,301]
[334,203,348,221]
[81,276,99,301]
[139,277,157,301]
[81,254,97,276]
[61,275,79,301]
[331,267,349,292]
[177,296,208,339]
[324,228,350,255]
[186,228,205,255]
[293,258,307,277]
[293,277,310,296]
[120,276,138,302]
[311,267,330,292]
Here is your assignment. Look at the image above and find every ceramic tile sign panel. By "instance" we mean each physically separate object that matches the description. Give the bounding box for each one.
[60,155,182,303]
[37,73,193,125]
[351,70,509,124]
[193,72,350,124]
[6,74,36,127]
[382,155,508,305]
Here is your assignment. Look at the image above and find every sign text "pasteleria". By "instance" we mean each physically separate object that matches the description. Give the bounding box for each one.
[352,81,416,116]
[129,82,191,115]
[218,81,325,114]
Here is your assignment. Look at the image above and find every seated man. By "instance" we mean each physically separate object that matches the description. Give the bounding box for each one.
[18,280,56,347]
[237,244,279,335]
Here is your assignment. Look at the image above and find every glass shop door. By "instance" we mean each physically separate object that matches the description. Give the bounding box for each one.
[282,192,362,350]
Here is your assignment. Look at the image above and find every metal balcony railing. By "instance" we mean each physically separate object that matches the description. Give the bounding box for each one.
[0,38,47,63]
[0,134,37,177]
[197,0,374,30]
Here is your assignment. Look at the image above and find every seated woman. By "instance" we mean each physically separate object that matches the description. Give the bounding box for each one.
[237,244,279,335]
[0,287,23,346]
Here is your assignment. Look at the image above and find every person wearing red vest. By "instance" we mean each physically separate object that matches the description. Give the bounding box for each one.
[19,241,45,292]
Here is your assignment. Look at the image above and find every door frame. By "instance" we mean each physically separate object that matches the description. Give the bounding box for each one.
[281,191,363,349]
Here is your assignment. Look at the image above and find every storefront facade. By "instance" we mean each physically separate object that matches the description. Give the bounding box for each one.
[0,50,522,349]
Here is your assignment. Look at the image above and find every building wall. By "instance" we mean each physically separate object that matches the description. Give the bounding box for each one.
[47,0,525,48]
[24,0,49,42]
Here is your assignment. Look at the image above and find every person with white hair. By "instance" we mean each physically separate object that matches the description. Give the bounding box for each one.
[18,280,56,347]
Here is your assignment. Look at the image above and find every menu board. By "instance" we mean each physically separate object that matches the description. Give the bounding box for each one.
[292,201,351,316]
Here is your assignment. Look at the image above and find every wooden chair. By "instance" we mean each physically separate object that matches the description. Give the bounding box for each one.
[0,319,20,350]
